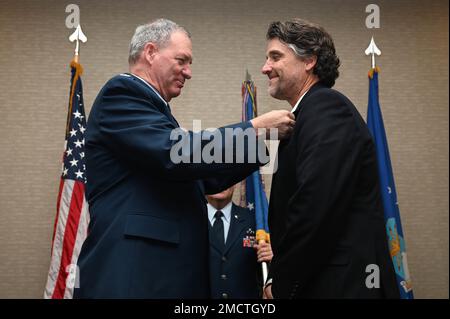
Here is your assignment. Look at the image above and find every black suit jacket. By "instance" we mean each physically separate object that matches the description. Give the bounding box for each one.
[209,204,261,299]
[268,82,399,299]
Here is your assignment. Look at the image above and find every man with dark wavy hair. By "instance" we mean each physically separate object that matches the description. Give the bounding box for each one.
[261,19,399,299]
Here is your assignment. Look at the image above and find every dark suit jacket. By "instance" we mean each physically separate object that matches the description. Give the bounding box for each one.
[209,204,261,299]
[74,74,262,298]
[268,82,399,299]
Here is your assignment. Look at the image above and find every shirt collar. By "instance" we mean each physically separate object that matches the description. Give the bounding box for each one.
[207,202,232,224]
[129,73,168,106]
[291,90,309,114]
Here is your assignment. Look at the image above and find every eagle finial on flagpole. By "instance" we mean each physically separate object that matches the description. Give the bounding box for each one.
[69,24,87,63]
[365,36,381,69]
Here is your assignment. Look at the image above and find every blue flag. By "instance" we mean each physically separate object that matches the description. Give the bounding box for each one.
[367,68,414,299]
[240,81,270,244]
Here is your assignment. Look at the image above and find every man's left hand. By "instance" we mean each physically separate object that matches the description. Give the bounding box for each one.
[263,283,273,299]
[254,241,273,263]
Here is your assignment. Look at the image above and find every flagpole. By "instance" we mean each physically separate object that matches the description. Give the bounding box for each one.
[66,25,87,135]
[44,25,89,298]
[365,36,381,69]
[241,71,271,288]
[69,24,87,63]
[260,242,269,283]
[262,263,268,283]
[365,39,414,298]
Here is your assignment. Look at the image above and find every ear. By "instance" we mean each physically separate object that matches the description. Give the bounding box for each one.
[142,42,158,65]
[304,55,317,72]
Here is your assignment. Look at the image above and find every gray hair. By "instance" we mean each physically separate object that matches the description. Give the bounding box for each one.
[128,18,190,64]
[287,43,311,59]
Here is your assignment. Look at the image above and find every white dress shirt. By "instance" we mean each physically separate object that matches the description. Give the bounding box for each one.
[291,90,309,114]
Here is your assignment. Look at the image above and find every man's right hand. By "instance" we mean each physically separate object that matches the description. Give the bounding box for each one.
[250,110,295,140]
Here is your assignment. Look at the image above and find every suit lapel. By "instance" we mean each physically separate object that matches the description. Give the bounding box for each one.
[223,204,247,255]
[293,82,327,119]
[125,73,179,128]
[165,104,180,128]
[275,83,328,160]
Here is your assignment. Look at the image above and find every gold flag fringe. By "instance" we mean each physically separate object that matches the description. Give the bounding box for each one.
[368,66,380,79]
[66,60,84,135]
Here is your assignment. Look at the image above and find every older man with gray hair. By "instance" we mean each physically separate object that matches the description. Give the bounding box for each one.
[74,18,294,299]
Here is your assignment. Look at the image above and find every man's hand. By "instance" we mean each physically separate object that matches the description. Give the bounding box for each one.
[254,241,273,263]
[250,110,295,140]
[263,283,273,299]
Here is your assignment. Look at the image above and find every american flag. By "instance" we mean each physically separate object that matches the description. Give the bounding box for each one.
[44,60,90,299]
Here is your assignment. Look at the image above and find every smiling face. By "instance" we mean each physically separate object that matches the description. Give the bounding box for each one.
[261,38,309,106]
[149,31,193,102]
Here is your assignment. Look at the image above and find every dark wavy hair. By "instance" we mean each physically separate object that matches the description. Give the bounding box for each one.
[266,19,340,88]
